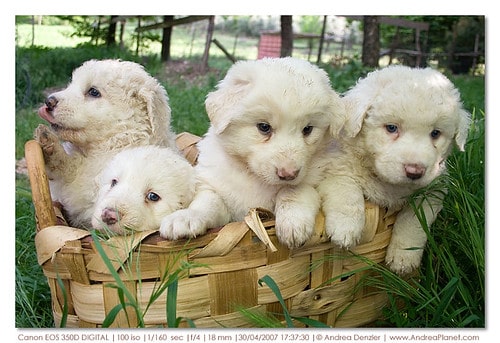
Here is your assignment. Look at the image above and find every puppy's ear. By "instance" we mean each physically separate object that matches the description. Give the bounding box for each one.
[341,95,370,138]
[328,93,347,138]
[205,66,252,134]
[455,108,472,151]
[141,82,175,146]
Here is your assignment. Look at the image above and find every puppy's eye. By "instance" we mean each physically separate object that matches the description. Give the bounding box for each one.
[385,124,398,134]
[302,125,313,136]
[110,179,118,187]
[257,122,272,135]
[146,192,161,202]
[430,129,441,139]
[88,87,101,98]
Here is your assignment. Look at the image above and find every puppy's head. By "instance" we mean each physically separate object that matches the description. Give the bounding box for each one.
[38,59,174,151]
[91,146,195,234]
[205,57,345,185]
[343,65,471,187]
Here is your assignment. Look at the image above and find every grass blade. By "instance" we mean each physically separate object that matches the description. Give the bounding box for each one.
[166,279,178,328]
[258,275,294,328]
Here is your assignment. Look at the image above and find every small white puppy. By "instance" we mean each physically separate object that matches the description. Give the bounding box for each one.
[318,65,471,274]
[34,59,177,228]
[92,146,196,234]
[160,57,345,247]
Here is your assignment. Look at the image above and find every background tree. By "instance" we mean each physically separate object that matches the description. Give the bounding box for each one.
[362,16,380,67]
[280,15,293,57]
[106,15,117,47]
[161,15,174,62]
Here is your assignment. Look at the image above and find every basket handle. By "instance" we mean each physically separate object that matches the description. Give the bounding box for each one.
[25,140,57,231]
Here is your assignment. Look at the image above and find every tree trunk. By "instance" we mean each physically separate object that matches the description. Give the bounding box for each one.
[161,15,174,62]
[106,15,117,47]
[317,15,327,63]
[362,16,380,67]
[201,16,215,72]
[280,15,293,57]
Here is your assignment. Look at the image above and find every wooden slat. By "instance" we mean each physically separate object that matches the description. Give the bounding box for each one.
[103,281,138,327]
[208,269,258,315]
[24,140,57,230]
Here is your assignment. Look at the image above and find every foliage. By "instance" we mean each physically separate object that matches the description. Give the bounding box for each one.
[15,180,54,327]
[216,16,279,37]
[321,59,374,93]
[298,16,324,34]
[378,15,484,73]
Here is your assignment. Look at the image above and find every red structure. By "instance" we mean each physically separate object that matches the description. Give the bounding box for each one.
[257,32,281,59]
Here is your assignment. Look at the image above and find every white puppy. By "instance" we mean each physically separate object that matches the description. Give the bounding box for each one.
[91,146,196,234]
[318,65,471,274]
[160,57,345,247]
[34,59,177,228]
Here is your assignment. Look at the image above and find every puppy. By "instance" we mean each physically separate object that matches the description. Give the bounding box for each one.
[160,57,345,247]
[318,65,471,274]
[34,59,177,228]
[91,146,196,234]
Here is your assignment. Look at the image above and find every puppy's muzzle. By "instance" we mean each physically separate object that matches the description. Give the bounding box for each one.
[405,163,426,180]
[277,167,300,181]
[101,207,120,225]
[45,95,58,112]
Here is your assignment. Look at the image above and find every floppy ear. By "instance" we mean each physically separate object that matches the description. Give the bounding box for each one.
[205,72,252,135]
[328,93,347,138]
[341,94,371,138]
[455,108,472,151]
[141,82,175,147]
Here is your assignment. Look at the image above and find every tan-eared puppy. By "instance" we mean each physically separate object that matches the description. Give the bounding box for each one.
[160,57,345,247]
[34,59,177,228]
[318,65,471,274]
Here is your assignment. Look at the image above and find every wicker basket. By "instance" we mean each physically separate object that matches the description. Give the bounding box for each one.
[24,133,397,328]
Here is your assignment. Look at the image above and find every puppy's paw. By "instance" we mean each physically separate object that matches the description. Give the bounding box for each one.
[160,209,208,240]
[325,213,364,249]
[275,209,316,248]
[385,244,423,275]
[34,124,58,156]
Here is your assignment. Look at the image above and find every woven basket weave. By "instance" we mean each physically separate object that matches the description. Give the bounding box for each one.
[24,132,397,328]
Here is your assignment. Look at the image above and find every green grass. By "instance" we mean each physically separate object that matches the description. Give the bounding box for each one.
[15,178,54,327]
[15,25,485,328]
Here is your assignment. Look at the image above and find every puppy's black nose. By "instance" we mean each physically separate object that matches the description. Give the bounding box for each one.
[45,96,58,112]
[405,164,426,180]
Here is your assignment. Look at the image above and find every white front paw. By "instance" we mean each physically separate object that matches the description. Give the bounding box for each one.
[160,209,208,240]
[325,213,364,249]
[385,244,423,275]
[275,209,316,248]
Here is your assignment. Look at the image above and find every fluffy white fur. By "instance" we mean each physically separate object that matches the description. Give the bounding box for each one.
[91,146,196,234]
[160,57,345,247]
[34,59,177,229]
[318,65,471,274]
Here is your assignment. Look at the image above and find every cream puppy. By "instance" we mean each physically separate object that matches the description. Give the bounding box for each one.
[34,59,177,228]
[318,65,471,274]
[160,57,345,247]
[91,146,196,234]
